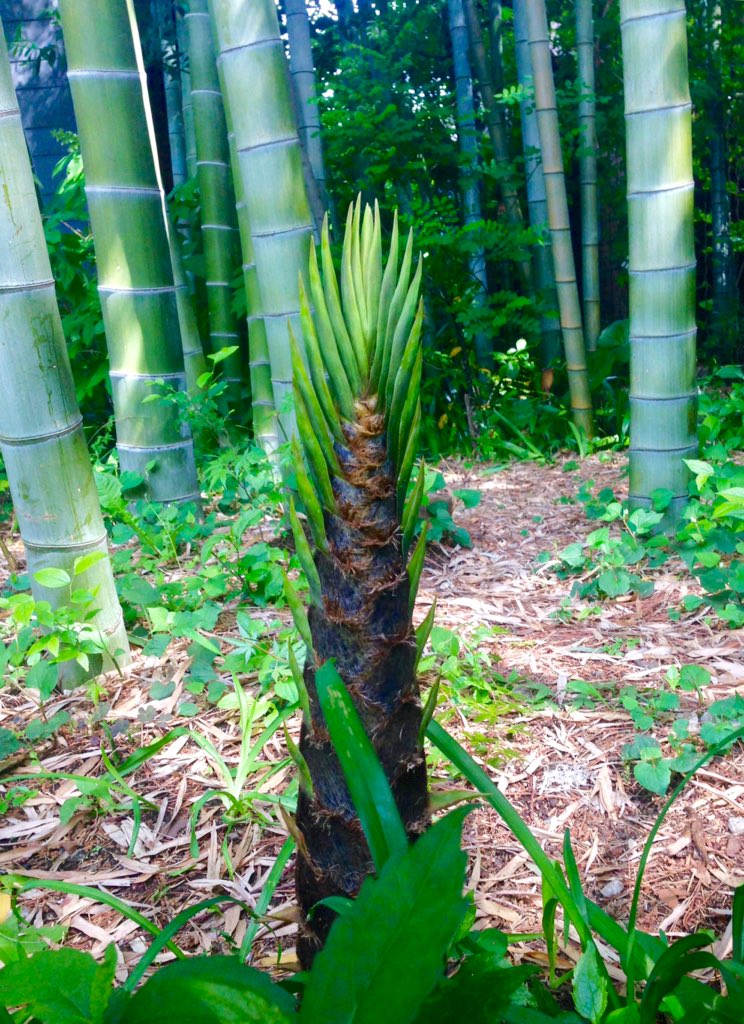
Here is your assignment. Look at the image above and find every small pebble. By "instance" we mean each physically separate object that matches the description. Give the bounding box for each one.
[728,817,744,836]
[601,878,624,899]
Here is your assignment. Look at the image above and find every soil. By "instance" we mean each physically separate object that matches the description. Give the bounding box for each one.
[1,453,742,982]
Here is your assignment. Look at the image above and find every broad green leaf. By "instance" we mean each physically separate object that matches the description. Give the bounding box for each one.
[300,808,471,1024]
[598,569,632,598]
[0,727,20,760]
[634,758,671,796]
[452,488,481,509]
[572,945,608,1022]
[413,960,539,1024]
[0,947,115,1023]
[73,552,108,577]
[119,957,294,1023]
[33,567,71,589]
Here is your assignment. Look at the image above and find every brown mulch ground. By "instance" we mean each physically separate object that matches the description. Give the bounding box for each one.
[1,453,742,981]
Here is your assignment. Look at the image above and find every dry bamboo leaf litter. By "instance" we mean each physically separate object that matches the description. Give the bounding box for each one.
[0,454,742,971]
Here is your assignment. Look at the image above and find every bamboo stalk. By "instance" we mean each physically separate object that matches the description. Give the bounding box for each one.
[0,23,129,677]
[59,0,200,503]
[525,0,593,436]
[185,0,243,402]
[447,0,492,372]
[152,0,187,187]
[620,0,697,513]
[461,0,532,293]
[175,4,197,178]
[513,0,561,372]
[285,0,330,221]
[576,0,600,351]
[208,0,316,443]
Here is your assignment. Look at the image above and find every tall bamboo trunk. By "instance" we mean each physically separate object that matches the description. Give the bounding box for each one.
[576,0,600,351]
[185,0,243,402]
[704,0,738,360]
[513,0,561,374]
[59,0,200,504]
[0,24,129,677]
[215,47,278,453]
[208,0,316,444]
[292,202,430,966]
[461,0,532,293]
[285,0,330,224]
[447,0,492,372]
[526,0,593,436]
[175,5,197,178]
[620,0,697,514]
[152,0,187,187]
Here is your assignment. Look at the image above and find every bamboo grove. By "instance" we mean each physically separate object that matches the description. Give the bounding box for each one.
[0,0,743,967]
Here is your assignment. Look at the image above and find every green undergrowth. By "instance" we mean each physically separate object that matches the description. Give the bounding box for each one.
[1,664,742,1024]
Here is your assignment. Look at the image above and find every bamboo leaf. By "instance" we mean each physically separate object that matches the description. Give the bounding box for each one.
[384,258,423,411]
[319,219,362,391]
[296,281,344,441]
[363,200,383,355]
[377,228,414,405]
[371,210,400,390]
[397,388,421,479]
[283,723,313,798]
[415,599,437,670]
[304,240,358,411]
[295,389,337,511]
[341,202,368,378]
[397,405,421,512]
[287,639,312,724]
[282,570,314,655]
[388,304,424,465]
[407,523,428,613]
[292,440,328,553]
[402,458,426,558]
[418,674,441,748]
[288,498,322,605]
[352,194,370,340]
[290,326,341,469]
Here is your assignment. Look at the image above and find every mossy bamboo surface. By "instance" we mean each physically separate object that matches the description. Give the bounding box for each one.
[620,0,697,513]
[59,0,199,504]
[185,0,242,401]
[513,0,561,372]
[291,202,429,967]
[447,0,491,371]
[576,0,600,351]
[526,0,593,434]
[0,25,129,673]
[208,0,315,442]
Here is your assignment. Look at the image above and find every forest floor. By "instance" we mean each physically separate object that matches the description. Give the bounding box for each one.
[1,452,743,982]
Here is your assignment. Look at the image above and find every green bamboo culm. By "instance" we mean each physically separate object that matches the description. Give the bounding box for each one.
[620,0,697,516]
[58,0,200,504]
[208,0,316,447]
[185,0,243,403]
[525,0,594,435]
[0,24,129,678]
[576,0,600,352]
[291,201,430,967]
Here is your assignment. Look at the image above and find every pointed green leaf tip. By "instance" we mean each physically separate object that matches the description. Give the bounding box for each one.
[294,201,424,504]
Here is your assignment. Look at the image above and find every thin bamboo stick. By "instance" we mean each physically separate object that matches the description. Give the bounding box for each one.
[525,0,593,436]
[576,0,600,351]
[513,0,561,372]
[448,0,492,372]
